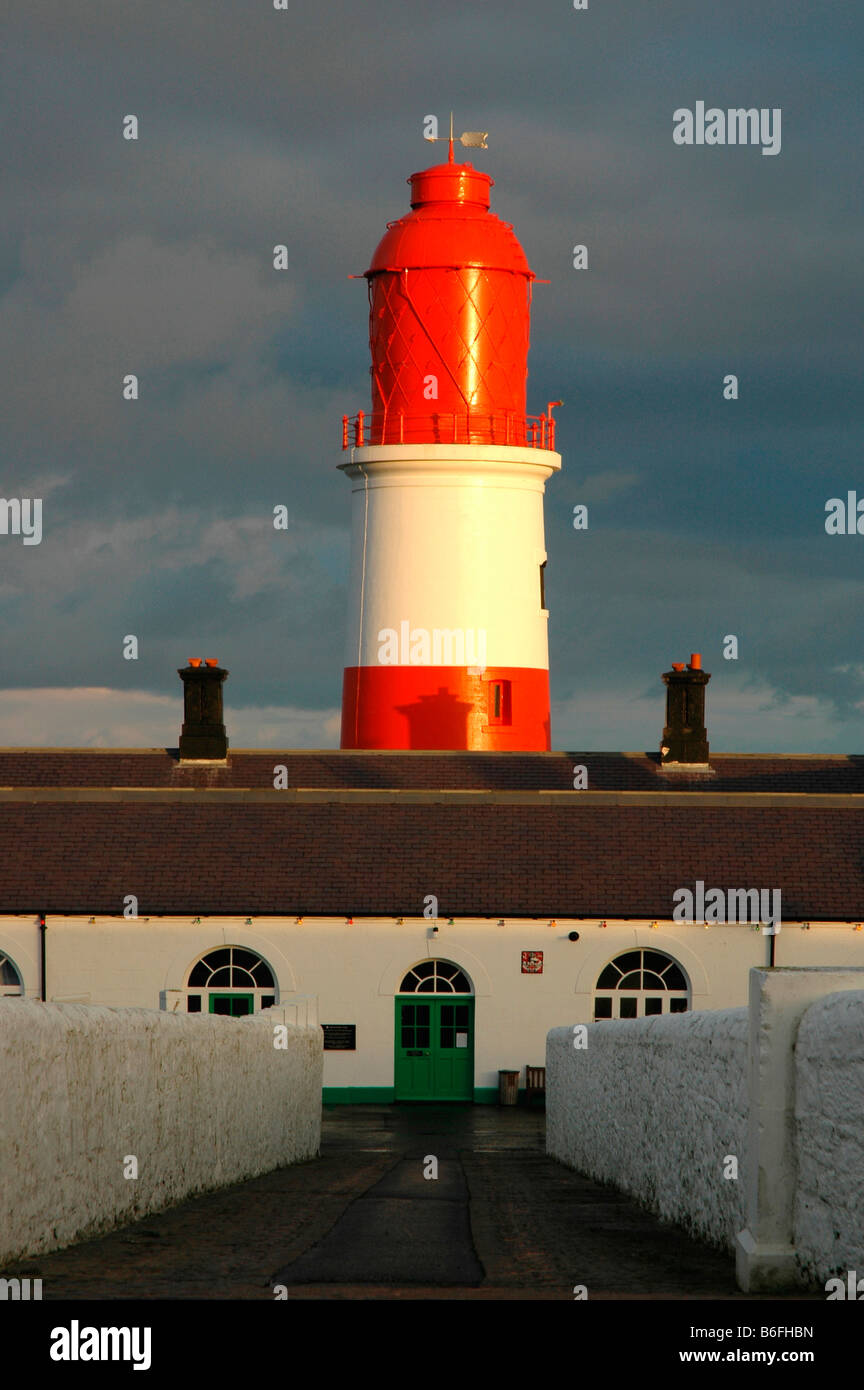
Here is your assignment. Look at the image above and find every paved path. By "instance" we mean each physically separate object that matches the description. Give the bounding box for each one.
[5,1105,799,1300]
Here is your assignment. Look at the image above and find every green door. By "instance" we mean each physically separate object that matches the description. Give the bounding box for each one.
[209,993,254,1016]
[394,997,474,1101]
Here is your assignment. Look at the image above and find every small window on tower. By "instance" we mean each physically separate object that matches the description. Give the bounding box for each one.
[488,680,512,726]
[539,560,547,610]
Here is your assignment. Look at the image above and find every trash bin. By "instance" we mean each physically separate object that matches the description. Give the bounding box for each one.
[498,1069,520,1106]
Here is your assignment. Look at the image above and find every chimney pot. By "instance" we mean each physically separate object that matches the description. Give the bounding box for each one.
[188,658,202,667]
[689,652,702,670]
[671,662,686,671]
[204,658,218,667]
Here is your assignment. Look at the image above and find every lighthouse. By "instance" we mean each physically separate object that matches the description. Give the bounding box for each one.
[340,133,562,751]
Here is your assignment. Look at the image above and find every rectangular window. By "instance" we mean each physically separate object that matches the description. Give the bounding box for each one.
[539,560,547,610]
[488,679,512,726]
[187,995,201,1012]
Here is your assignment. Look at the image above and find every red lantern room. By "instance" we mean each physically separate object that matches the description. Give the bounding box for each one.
[361,146,537,447]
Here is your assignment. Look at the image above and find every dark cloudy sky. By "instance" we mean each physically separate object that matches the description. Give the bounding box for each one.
[2,0,862,752]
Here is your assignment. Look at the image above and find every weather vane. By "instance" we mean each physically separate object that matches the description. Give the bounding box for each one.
[425,112,489,162]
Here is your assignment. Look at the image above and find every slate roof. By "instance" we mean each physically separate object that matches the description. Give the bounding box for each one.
[3,747,864,793]
[1,748,863,919]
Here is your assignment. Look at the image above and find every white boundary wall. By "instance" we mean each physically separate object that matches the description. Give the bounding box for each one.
[547,1008,749,1251]
[0,1000,322,1266]
[547,969,864,1291]
[793,991,864,1283]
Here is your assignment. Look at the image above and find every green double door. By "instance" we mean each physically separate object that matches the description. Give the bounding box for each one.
[395,997,474,1101]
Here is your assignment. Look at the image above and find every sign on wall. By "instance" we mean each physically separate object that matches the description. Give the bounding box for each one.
[521,951,543,974]
[322,1024,357,1050]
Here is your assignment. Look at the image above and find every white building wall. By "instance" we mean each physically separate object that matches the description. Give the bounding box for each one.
[0,999,322,1266]
[2,915,864,1095]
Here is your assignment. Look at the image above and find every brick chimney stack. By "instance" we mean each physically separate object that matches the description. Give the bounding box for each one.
[178,658,229,761]
[660,652,710,767]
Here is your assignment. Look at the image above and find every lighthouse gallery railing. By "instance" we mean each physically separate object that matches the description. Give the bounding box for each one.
[341,410,557,451]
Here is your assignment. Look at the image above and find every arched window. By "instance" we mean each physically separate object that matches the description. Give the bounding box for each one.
[398,960,472,994]
[593,949,689,1021]
[185,947,277,1016]
[0,952,23,997]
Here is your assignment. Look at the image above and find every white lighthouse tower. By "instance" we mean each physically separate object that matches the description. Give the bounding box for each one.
[340,138,561,751]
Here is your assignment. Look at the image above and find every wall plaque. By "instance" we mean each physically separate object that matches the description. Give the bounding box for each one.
[322,1024,356,1050]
